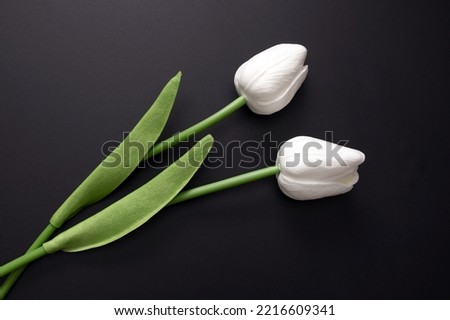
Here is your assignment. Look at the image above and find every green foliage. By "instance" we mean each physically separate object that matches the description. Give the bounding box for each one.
[43,135,213,253]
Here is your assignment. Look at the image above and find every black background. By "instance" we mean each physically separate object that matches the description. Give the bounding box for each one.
[1,1,449,299]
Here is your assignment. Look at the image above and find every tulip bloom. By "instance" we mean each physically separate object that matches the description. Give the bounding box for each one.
[234,43,309,115]
[276,136,365,200]
[169,136,365,205]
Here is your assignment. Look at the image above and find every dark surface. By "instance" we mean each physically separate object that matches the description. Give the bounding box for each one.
[0,0,449,299]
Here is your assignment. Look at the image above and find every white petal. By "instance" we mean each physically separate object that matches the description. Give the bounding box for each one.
[234,44,308,115]
[276,136,365,200]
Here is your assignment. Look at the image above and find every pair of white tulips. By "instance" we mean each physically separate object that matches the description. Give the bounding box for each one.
[0,43,365,299]
[234,43,365,200]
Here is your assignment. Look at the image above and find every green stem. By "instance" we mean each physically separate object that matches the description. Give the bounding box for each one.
[144,96,246,160]
[169,166,280,205]
[0,224,56,299]
[0,247,48,278]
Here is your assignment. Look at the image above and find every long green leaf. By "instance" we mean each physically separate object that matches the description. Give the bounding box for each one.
[49,72,182,228]
[43,134,214,253]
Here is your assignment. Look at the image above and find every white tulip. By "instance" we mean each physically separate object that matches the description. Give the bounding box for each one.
[234,43,309,115]
[276,136,365,200]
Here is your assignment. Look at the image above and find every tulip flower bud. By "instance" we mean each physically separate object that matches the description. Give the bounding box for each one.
[234,43,308,115]
[276,136,365,200]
